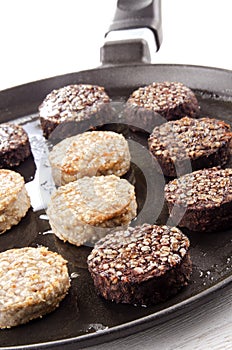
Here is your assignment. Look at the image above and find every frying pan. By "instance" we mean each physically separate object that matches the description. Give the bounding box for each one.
[0,1,232,349]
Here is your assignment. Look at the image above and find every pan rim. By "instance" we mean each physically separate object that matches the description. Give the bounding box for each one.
[0,62,231,93]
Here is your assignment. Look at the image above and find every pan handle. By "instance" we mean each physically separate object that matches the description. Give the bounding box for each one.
[101,0,162,66]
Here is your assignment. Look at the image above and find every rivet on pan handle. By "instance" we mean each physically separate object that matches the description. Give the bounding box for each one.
[101,0,163,66]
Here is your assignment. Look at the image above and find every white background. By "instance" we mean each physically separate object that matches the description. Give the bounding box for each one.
[0,0,232,91]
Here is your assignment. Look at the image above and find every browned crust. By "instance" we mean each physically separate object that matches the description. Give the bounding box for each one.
[0,247,70,329]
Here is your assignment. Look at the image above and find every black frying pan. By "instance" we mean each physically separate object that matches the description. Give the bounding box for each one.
[0,1,232,349]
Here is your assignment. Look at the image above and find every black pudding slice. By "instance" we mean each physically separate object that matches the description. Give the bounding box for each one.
[126,81,199,122]
[39,84,111,139]
[148,116,232,177]
[87,224,192,306]
[165,167,232,232]
[0,123,31,168]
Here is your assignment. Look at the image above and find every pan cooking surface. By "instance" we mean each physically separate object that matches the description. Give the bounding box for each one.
[0,74,232,348]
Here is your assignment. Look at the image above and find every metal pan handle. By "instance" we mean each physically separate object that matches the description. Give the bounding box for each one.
[101,0,162,66]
